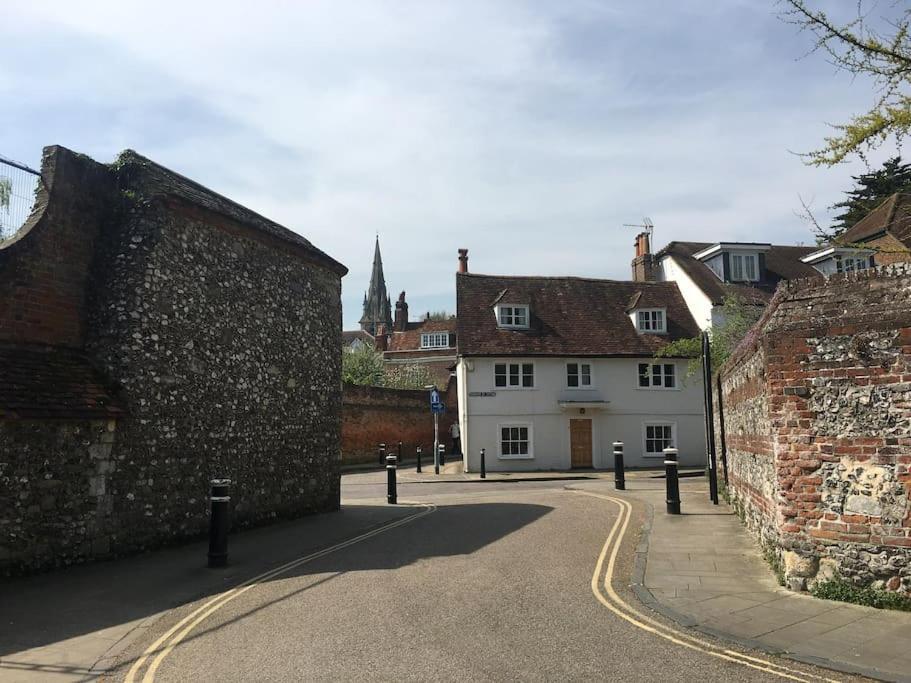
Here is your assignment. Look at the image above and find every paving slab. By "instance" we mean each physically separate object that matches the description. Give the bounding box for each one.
[623,476,911,683]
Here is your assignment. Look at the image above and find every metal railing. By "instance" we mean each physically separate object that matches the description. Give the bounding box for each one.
[0,154,41,239]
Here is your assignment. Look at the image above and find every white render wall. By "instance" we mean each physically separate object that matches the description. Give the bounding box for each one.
[657,255,715,331]
[458,356,706,472]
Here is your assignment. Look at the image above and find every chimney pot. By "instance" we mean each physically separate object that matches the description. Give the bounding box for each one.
[374,325,388,352]
[458,248,469,273]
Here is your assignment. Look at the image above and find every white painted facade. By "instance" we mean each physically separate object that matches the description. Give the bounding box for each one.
[457,356,706,472]
[656,255,718,331]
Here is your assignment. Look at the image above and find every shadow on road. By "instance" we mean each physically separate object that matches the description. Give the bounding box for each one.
[0,500,551,662]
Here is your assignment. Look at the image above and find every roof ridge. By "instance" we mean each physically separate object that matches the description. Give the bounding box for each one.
[457,272,676,286]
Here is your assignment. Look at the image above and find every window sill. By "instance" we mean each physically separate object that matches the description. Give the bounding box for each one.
[636,386,680,391]
[497,454,534,460]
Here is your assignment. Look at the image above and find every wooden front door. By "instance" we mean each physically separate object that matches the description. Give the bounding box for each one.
[570,419,593,468]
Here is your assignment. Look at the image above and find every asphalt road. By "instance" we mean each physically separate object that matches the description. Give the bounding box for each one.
[109,474,860,682]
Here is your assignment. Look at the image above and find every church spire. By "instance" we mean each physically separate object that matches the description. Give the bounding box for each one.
[359,236,393,335]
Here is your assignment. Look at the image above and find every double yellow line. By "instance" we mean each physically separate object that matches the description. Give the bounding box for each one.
[578,490,841,683]
[124,503,436,683]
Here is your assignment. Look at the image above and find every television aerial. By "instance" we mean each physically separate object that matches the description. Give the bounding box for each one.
[622,217,654,236]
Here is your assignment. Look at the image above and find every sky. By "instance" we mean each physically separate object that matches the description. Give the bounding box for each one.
[1,1,901,328]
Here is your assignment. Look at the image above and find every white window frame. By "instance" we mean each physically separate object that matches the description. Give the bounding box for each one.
[493,361,535,389]
[497,422,534,459]
[636,308,666,334]
[496,304,530,329]
[566,361,593,389]
[637,362,678,390]
[420,331,450,349]
[837,255,872,273]
[730,253,759,282]
[642,421,676,457]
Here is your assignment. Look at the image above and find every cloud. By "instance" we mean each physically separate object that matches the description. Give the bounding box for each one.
[2,1,899,327]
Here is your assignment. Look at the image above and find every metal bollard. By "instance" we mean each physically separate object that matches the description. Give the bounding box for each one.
[416,445,423,473]
[613,441,625,490]
[207,478,231,568]
[480,448,486,479]
[439,443,446,466]
[378,442,386,467]
[664,447,681,515]
[398,441,403,463]
[386,454,397,504]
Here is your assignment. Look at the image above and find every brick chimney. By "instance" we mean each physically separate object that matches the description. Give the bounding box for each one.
[374,324,388,352]
[458,248,469,273]
[394,291,408,332]
[631,232,656,282]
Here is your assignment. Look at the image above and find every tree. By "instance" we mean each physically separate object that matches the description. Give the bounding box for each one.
[655,295,763,376]
[820,156,911,241]
[425,310,454,321]
[342,344,435,390]
[781,1,911,166]
[342,344,386,386]
[0,176,10,211]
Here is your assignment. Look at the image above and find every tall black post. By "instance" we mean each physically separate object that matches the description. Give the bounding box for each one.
[378,442,386,467]
[664,447,681,515]
[702,331,719,505]
[416,445,423,473]
[612,441,625,490]
[480,448,486,479]
[207,478,231,567]
[386,454,397,504]
[398,441,403,463]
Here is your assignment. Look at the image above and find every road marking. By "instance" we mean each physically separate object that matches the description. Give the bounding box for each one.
[124,502,435,683]
[575,490,841,683]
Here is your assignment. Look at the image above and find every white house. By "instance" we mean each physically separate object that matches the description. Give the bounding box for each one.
[455,254,707,472]
[630,232,820,331]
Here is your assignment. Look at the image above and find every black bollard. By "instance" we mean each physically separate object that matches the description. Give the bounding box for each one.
[613,441,625,490]
[207,478,231,568]
[386,454,397,504]
[378,442,386,467]
[439,443,446,467]
[416,445,423,473]
[664,447,681,515]
[480,448,486,479]
[398,441,403,463]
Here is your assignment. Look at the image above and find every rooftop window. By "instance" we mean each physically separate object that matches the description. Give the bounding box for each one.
[420,332,450,349]
[632,308,666,334]
[496,304,530,329]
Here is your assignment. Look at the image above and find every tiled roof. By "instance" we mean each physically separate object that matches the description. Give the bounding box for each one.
[655,242,820,306]
[839,193,911,248]
[456,274,699,357]
[0,345,125,419]
[342,330,374,346]
[387,319,456,352]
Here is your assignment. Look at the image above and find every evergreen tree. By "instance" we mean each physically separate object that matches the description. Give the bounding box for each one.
[820,156,911,242]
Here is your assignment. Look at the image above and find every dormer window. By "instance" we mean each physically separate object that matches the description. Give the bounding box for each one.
[731,253,758,281]
[693,243,771,283]
[800,247,874,277]
[635,308,666,334]
[420,332,450,349]
[496,304,529,329]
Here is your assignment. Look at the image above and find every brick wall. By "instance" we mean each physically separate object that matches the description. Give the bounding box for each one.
[719,264,911,594]
[0,147,116,347]
[342,382,457,465]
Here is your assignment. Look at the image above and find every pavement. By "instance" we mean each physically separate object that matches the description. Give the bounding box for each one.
[615,473,911,682]
[0,469,907,682]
